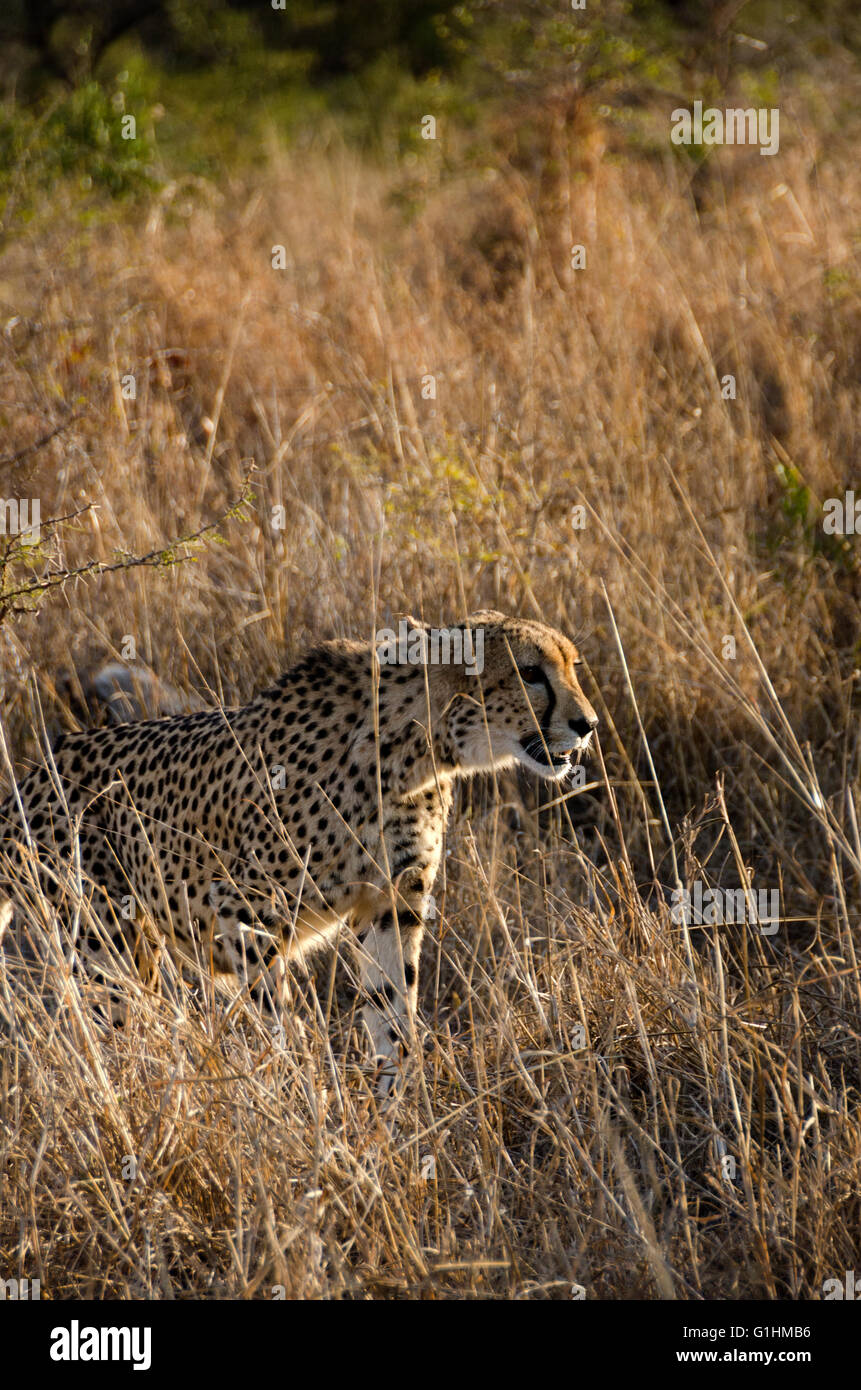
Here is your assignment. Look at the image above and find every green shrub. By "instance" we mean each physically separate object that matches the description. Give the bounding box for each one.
[0,76,158,229]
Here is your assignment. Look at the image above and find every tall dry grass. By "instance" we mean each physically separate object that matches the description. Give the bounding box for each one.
[0,90,860,1298]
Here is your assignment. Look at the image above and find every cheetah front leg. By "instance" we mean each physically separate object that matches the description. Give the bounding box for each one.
[355,881,430,1106]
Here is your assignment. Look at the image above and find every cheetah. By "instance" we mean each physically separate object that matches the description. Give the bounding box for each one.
[0,611,598,1100]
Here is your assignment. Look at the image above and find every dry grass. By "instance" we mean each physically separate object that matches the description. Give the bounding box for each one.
[1,90,860,1298]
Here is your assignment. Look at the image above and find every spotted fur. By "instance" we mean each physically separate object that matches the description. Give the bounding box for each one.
[0,611,598,1100]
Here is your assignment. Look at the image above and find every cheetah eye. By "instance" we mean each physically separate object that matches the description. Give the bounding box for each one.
[518,665,544,685]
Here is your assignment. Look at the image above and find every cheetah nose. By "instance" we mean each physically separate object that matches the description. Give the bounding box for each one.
[569,715,597,738]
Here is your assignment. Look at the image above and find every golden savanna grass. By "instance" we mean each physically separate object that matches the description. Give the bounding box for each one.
[0,87,860,1298]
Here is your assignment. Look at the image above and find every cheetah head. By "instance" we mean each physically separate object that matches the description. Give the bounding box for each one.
[403,610,599,782]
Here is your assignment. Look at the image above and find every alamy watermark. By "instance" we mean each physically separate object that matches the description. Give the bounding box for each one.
[0,497,40,544]
[823,1271,861,1300]
[1,1276,40,1299]
[50,1321,151,1371]
[823,491,861,534]
[671,101,779,157]
[376,620,484,675]
[671,881,779,934]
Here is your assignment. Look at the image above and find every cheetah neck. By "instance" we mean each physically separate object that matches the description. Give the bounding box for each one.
[373,661,490,797]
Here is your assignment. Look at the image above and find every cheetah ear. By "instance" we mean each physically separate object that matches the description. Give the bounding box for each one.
[403,613,431,631]
[464,608,505,625]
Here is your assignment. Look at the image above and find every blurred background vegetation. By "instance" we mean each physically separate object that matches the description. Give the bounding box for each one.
[0,0,858,225]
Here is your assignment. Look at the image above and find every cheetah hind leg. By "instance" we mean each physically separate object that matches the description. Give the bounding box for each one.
[0,872,160,1029]
[72,891,164,1029]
